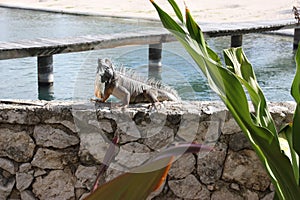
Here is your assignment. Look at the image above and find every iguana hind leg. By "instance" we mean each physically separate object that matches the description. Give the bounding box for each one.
[143,89,161,109]
[143,90,158,103]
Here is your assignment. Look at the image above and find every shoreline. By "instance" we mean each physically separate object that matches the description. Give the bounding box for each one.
[0,1,296,41]
[0,0,296,23]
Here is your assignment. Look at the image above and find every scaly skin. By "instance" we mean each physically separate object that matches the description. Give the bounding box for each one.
[94,58,180,107]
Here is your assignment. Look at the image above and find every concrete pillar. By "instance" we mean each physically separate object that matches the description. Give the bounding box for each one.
[231,35,243,48]
[148,43,162,79]
[37,55,54,86]
[294,28,300,50]
[38,85,54,101]
[37,55,54,100]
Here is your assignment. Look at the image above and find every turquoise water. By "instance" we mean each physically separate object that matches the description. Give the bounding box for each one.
[0,8,296,101]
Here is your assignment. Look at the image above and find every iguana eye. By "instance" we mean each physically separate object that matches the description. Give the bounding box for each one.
[101,74,108,83]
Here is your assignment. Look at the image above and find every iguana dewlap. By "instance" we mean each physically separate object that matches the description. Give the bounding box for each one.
[94,58,180,106]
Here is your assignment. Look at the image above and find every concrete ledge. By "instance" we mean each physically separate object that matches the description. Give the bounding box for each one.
[0,100,295,199]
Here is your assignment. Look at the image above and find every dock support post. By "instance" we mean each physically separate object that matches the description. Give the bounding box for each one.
[148,43,162,79]
[231,35,243,47]
[37,55,54,100]
[294,28,300,50]
[38,85,54,101]
[38,55,54,85]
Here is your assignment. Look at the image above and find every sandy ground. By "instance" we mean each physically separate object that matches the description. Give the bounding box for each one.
[0,0,298,23]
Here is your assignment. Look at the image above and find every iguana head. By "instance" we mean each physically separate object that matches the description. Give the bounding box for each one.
[97,58,114,83]
[94,58,115,99]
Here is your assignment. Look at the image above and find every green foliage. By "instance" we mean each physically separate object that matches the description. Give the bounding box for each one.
[85,144,211,200]
[150,0,300,199]
[86,157,172,200]
[85,1,300,199]
[292,48,300,157]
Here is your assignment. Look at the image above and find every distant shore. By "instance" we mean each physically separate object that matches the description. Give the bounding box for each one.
[0,0,296,23]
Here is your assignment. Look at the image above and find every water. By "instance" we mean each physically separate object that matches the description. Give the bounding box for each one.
[0,8,296,101]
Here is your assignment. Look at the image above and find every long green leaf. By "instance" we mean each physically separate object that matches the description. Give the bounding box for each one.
[292,106,300,155]
[86,143,211,199]
[86,157,172,200]
[185,5,208,56]
[279,124,299,185]
[151,0,185,35]
[207,46,222,65]
[292,44,300,102]
[151,1,300,199]
[223,48,277,135]
[292,46,300,156]
[167,0,183,22]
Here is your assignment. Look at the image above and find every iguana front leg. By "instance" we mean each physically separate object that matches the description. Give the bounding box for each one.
[94,74,103,99]
[101,86,113,103]
[112,86,130,106]
[94,80,113,103]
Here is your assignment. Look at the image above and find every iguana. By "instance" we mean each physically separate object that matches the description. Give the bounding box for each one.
[94,58,180,107]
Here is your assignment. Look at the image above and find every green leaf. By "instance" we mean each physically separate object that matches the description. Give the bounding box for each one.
[86,157,172,200]
[167,0,183,22]
[292,105,300,156]
[86,143,211,200]
[292,45,300,103]
[150,0,185,35]
[223,48,277,135]
[279,123,299,185]
[185,6,207,55]
[151,1,300,199]
[292,46,300,156]
[207,46,222,65]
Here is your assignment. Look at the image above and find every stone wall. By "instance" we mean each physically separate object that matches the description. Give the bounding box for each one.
[0,100,295,200]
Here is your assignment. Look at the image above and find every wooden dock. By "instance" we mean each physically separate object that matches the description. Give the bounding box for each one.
[1,19,300,88]
[1,19,300,60]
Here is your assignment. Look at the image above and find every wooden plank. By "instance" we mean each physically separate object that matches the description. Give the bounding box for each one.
[0,20,299,60]
[0,31,175,59]
[202,19,300,36]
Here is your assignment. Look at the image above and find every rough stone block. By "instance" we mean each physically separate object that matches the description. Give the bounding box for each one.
[195,121,221,144]
[34,124,79,149]
[99,119,114,133]
[142,126,174,150]
[75,165,98,190]
[177,113,200,142]
[261,192,275,200]
[0,129,35,162]
[45,117,77,133]
[197,142,228,184]
[115,142,151,169]
[32,170,76,200]
[31,148,74,170]
[211,186,243,200]
[168,154,195,179]
[79,132,110,164]
[16,171,34,191]
[222,150,270,191]
[228,132,252,151]
[20,190,36,200]
[221,117,241,135]
[243,190,259,200]
[0,158,16,175]
[0,175,15,200]
[169,174,210,199]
